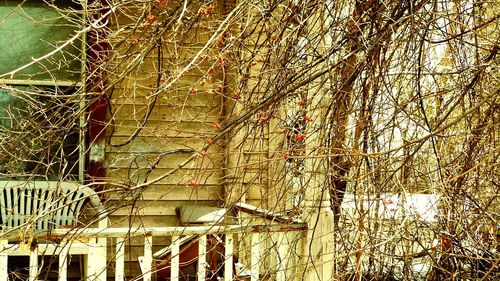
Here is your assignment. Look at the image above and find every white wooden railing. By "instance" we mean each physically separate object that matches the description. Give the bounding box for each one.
[0,223,306,281]
[0,235,107,281]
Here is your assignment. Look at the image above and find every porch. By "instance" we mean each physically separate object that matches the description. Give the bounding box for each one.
[0,222,307,281]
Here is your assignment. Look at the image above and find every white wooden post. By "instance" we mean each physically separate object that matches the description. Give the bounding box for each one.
[276,233,287,281]
[171,236,180,281]
[250,232,260,281]
[97,236,108,281]
[29,247,38,281]
[225,234,234,281]
[0,240,8,280]
[300,229,308,281]
[115,238,125,281]
[88,237,107,281]
[58,242,69,281]
[197,235,207,281]
[143,235,153,281]
[303,41,336,279]
[88,239,97,280]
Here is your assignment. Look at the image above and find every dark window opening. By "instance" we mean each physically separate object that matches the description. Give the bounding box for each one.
[0,85,81,180]
[0,0,85,180]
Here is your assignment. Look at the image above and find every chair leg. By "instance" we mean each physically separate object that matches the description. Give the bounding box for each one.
[58,242,69,281]
[29,247,38,281]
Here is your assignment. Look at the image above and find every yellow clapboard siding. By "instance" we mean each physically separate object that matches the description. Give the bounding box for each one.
[245,183,268,200]
[111,120,216,138]
[107,135,224,152]
[107,168,222,186]
[106,185,223,201]
[106,155,223,171]
[112,22,222,47]
[110,89,224,107]
[225,171,268,184]
[110,103,221,122]
[246,199,268,210]
[107,201,176,217]
[102,3,272,279]
[107,200,220,217]
[109,66,220,85]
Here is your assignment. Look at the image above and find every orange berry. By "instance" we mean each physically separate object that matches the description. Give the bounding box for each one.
[212,122,222,129]
[145,14,156,24]
[294,135,305,142]
[259,115,269,124]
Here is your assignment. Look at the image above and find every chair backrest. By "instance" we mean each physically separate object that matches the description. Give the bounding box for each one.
[0,180,102,231]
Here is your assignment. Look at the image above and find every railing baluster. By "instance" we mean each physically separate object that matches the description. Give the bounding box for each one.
[251,232,260,281]
[171,236,180,281]
[29,246,38,281]
[197,235,207,281]
[143,235,153,281]
[300,230,308,281]
[115,238,125,281]
[225,234,234,281]
[58,242,69,281]
[88,238,107,281]
[0,240,8,280]
[0,224,305,280]
[87,239,96,280]
[97,237,108,281]
[276,233,287,281]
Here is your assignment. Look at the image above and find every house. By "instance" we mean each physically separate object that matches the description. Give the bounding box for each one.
[0,0,498,280]
[0,1,310,280]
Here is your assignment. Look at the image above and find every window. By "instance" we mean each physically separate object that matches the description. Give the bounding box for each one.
[0,0,85,181]
[0,85,81,178]
[0,0,82,81]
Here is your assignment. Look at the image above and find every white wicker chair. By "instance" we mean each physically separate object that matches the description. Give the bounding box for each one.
[0,180,107,281]
[0,181,105,231]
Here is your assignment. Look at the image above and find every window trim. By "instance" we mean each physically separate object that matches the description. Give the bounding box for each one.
[0,0,88,183]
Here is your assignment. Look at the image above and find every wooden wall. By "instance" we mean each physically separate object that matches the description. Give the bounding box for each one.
[101,1,296,277]
[105,1,229,228]
[103,2,229,276]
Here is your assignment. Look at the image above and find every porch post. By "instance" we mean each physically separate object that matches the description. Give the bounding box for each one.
[225,234,234,281]
[143,235,153,281]
[171,236,180,281]
[197,235,207,281]
[88,237,107,281]
[29,246,39,281]
[302,8,336,277]
[303,94,336,280]
[115,238,125,281]
[58,242,69,281]
[250,232,260,281]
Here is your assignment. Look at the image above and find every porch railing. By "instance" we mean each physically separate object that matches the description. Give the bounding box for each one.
[0,223,307,281]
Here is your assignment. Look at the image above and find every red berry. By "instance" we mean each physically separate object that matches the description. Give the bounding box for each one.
[295,135,305,142]
[145,14,156,24]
